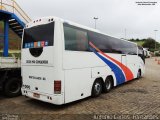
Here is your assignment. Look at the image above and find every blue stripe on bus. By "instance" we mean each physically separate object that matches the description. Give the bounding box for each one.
[90,47,126,85]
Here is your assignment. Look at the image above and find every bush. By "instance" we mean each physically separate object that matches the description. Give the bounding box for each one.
[155,52,160,56]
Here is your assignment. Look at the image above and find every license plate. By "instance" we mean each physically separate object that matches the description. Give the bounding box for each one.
[33,93,40,98]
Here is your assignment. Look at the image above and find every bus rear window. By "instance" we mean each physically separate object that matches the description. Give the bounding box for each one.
[23,22,54,48]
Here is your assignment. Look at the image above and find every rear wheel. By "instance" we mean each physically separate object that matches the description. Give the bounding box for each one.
[4,78,22,97]
[91,79,102,97]
[103,76,113,93]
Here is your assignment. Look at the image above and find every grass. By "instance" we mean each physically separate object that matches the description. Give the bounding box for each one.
[0,50,20,53]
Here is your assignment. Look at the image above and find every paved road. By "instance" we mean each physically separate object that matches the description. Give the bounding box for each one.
[0,58,160,120]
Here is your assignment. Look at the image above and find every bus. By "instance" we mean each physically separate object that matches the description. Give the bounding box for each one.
[21,17,145,105]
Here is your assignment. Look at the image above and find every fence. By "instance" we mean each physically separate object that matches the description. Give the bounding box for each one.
[0,0,31,24]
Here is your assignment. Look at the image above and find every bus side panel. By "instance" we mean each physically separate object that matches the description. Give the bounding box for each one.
[126,55,139,79]
[64,68,92,104]
[91,66,112,78]
[91,66,116,86]
[138,57,145,76]
[63,52,123,87]
[63,52,120,103]
[63,51,106,69]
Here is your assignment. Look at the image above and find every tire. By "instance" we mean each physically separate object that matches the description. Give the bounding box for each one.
[137,70,141,79]
[103,77,113,93]
[91,79,102,97]
[4,78,22,97]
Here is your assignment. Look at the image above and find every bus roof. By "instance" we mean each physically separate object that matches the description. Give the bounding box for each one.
[61,18,137,46]
[27,16,137,46]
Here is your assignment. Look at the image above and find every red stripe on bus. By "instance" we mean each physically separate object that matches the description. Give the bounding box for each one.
[89,42,134,81]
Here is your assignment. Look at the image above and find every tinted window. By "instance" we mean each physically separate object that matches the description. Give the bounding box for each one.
[88,31,137,55]
[122,42,137,55]
[63,24,137,55]
[23,22,54,48]
[89,32,122,53]
[88,32,110,53]
[64,24,88,51]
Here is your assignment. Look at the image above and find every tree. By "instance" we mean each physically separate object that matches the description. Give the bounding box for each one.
[142,38,160,51]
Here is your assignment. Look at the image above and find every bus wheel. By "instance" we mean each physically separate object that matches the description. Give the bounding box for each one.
[4,78,22,97]
[91,79,102,97]
[137,70,141,79]
[103,76,113,93]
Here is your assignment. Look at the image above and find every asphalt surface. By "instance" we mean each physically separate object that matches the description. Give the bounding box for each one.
[0,58,160,120]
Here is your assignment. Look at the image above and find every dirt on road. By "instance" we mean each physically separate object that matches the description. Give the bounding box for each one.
[0,58,160,120]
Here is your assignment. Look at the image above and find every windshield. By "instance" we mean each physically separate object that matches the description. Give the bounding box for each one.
[138,46,145,64]
[23,22,54,48]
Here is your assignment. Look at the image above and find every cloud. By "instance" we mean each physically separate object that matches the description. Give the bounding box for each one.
[17,0,160,42]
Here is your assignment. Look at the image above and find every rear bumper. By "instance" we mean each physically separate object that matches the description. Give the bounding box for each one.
[21,88,64,105]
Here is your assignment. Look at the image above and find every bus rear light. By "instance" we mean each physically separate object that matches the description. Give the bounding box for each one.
[54,80,61,94]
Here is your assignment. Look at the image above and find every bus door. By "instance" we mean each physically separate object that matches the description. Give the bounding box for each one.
[121,54,127,76]
[121,54,127,65]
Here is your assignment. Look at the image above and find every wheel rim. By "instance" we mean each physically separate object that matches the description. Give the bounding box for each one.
[94,82,101,95]
[9,82,20,93]
[106,80,111,90]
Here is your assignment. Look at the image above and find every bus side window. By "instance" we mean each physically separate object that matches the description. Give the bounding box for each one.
[64,26,76,50]
[76,30,88,51]
[64,24,88,51]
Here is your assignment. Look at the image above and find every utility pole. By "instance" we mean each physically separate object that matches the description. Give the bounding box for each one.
[154,30,158,50]
[93,17,98,29]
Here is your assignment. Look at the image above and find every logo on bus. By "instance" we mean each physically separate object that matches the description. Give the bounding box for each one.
[41,41,45,47]
[30,42,34,48]
[34,42,38,48]
[25,41,49,48]
[37,42,41,47]
[45,41,48,46]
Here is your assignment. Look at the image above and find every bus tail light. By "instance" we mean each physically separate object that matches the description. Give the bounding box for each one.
[54,80,61,94]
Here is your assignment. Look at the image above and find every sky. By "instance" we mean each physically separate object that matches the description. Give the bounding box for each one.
[16,0,160,42]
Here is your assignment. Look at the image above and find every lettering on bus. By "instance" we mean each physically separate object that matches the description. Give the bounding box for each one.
[29,76,46,80]
[26,60,48,64]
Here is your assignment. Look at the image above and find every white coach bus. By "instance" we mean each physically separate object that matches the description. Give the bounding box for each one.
[21,17,145,105]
